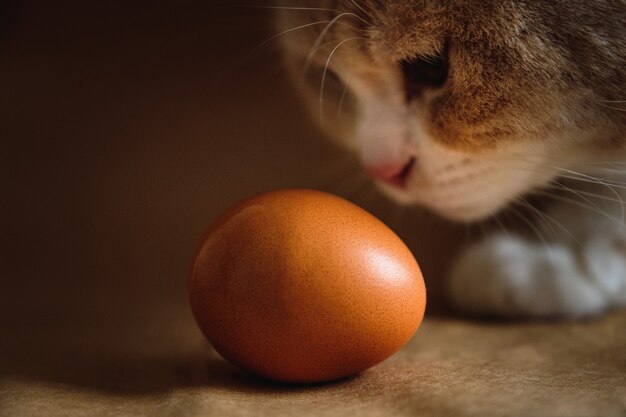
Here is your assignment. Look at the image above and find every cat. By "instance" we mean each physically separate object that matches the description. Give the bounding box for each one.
[273,0,626,318]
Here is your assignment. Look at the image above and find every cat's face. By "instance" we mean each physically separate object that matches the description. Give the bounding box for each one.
[276,0,625,222]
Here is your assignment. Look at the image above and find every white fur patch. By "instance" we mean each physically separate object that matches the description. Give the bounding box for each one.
[449,235,610,317]
[449,180,626,318]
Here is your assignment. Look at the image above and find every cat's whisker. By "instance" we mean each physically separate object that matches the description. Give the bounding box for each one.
[518,153,626,167]
[337,84,350,117]
[319,37,363,125]
[597,103,626,112]
[583,162,626,165]
[513,199,557,239]
[519,197,580,244]
[300,13,363,80]
[515,154,626,185]
[554,168,626,223]
[298,37,356,88]
[477,220,490,242]
[495,160,626,225]
[492,213,512,240]
[508,202,557,264]
[300,38,355,79]
[246,20,333,59]
[407,157,626,229]
[557,183,625,224]
[348,0,375,22]
[508,150,626,174]
[455,159,623,238]
[555,187,626,204]
[335,42,361,118]
[553,179,612,211]
[579,168,626,176]
[531,189,623,226]
[494,158,626,233]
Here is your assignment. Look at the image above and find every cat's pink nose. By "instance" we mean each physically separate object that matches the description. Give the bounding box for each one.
[365,158,416,188]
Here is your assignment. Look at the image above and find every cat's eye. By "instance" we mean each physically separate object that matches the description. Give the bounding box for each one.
[400,47,449,101]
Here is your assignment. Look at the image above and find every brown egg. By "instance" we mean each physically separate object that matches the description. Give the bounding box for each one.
[189,189,426,383]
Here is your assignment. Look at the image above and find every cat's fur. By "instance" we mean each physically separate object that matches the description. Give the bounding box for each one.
[275,0,626,317]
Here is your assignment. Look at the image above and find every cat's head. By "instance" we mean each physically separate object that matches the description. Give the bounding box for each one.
[276,0,625,222]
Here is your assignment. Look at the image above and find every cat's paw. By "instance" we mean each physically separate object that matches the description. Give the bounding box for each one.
[448,234,626,318]
[580,234,626,308]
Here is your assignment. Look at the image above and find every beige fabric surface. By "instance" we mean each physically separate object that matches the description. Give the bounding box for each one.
[2,3,625,416]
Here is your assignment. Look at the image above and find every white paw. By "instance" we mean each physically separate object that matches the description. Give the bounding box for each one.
[448,234,626,318]
[582,235,626,307]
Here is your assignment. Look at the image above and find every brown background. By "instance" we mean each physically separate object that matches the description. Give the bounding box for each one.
[1,2,625,416]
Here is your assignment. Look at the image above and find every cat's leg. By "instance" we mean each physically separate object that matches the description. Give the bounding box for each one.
[448,179,626,317]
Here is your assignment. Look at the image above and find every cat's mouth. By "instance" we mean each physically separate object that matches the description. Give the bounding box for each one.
[377,179,512,222]
[365,156,557,223]
[364,157,417,189]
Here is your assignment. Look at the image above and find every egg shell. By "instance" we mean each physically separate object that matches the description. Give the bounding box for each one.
[189,189,426,383]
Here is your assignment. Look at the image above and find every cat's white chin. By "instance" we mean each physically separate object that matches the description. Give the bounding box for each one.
[429,203,507,223]
[375,181,511,222]
[371,148,561,222]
